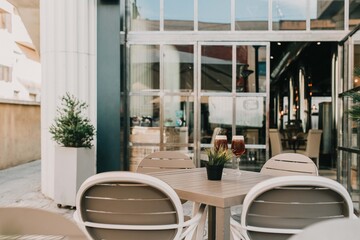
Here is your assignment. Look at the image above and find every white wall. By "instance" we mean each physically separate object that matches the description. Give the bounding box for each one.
[40,0,97,198]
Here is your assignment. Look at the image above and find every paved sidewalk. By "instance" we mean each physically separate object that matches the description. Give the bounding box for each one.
[0,159,195,220]
[0,160,74,219]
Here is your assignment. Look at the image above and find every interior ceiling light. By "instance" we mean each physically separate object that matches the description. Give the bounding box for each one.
[277,42,282,46]
[270,56,274,59]
[317,42,321,45]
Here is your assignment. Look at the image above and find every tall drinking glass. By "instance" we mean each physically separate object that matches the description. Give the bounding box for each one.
[231,135,245,171]
[214,135,228,151]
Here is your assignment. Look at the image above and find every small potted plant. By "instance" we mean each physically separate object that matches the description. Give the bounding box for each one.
[50,93,96,208]
[205,147,232,180]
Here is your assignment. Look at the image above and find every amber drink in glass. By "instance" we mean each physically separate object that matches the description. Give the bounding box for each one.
[214,135,228,151]
[231,135,245,172]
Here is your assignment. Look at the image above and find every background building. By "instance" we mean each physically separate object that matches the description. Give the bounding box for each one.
[0,0,40,169]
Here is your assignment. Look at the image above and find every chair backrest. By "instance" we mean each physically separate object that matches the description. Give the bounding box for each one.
[240,175,355,240]
[269,129,283,156]
[288,218,360,240]
[260,153,318,176]
[305,129,322,158]
[75,171,185,240]
[0,207,87,240]
[136,151,195,174]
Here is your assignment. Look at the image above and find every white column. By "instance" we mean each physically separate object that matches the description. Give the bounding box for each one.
[40,0,97,198]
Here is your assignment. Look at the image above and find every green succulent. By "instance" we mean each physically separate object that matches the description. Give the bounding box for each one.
[49,93,95,148]
[206,147,233,166]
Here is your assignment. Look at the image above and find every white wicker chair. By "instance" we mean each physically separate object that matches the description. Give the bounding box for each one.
[136,151,195,173]
[288,218,360,240]
[297,129,323,168]
[230,175,356,240]
[269,129,293,157]
[74,171,206,240]
[0,207,87,240]
[260,153,318,176]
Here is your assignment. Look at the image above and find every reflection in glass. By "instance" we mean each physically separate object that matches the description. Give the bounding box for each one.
[164,45,194,91]
[200,96,231,144]
[236,46,266,92]
[201,45,232,92]
[164,0,194,31]
[130,45,160,92]
[236,46,252,92]
[272,0,306,30]
[353,45,360,88]
[349,1,360,30]
[163,95,194,145]
[235,96,266,145]
[235,0,268,30]
[129,95,160,128]
[198,0,231,31]
[130,0,160,31]
[310,0,344,30]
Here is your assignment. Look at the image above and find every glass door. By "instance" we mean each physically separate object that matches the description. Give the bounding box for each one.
[197,42,270,171]
[128,42,270,171]
[338,27,360,210]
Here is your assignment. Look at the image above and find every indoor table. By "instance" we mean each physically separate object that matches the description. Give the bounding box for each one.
[149,168,272,240]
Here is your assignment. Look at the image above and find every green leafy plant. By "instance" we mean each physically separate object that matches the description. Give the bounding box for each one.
[344,92,360,121]
[354,66,360,78]
[206,147,233,166]
[50,93,95,148]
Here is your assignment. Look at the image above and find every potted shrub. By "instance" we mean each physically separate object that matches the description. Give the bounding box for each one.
[205,147,232,180]
[50,93,96,208]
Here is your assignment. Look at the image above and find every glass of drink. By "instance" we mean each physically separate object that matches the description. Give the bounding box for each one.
[214,135,228,152]
[231,135,245,172]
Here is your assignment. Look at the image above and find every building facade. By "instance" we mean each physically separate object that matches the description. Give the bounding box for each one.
[0,0,41,169]
[40,0,360,201]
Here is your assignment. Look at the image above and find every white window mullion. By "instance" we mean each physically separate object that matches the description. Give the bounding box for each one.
[232,44,236,137]
[231,0,235,31]
[306,0,310,31]
[344,0,349,31]
[194,0,198,31]
[160,0,164,31]
[269,0,273,31]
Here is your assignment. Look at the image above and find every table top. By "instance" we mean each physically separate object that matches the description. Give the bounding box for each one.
[149,168,272,208]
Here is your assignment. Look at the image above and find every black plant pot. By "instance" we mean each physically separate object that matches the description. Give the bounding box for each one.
[206,164,224,181]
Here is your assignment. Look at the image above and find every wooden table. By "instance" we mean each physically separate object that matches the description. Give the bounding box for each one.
[149,168,272,240]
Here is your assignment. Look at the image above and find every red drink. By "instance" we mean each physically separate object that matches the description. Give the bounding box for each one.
[231,136,245,157]
[214,135,228,151]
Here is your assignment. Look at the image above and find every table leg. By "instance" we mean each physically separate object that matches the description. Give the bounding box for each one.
[216,207,231,240]
[208,206,216,240]
[207,206,231,240]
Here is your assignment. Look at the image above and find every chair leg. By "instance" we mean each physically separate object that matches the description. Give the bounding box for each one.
[192,202,208,240]
[316,157,319,169]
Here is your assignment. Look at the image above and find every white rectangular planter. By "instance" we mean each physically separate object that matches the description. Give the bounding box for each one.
[54,147,96,207]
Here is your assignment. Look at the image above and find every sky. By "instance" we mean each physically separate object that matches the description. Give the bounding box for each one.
[134,0,318,22]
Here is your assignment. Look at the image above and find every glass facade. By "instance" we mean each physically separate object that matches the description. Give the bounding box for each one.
[198,0,231,31]
[125,0,360,172]
[128,0,355,32]
[310,0,344,30]
[272,0,307,31]
[235,0,268,30]
[338,33,360,209]
[164,0,194,31]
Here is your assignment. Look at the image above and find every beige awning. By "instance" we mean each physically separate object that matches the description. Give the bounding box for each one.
[7,0,40,56]
[16,41,39,62]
